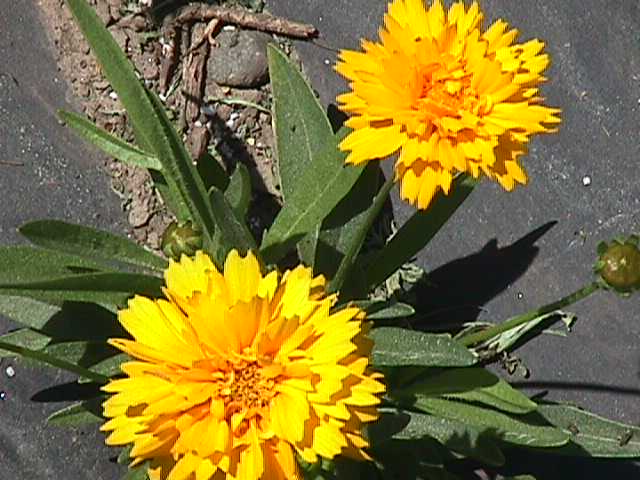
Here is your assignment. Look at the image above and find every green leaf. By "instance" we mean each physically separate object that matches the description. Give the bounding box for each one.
[0,340,109,383]
[415,397,569,448]
[352,299,415,320]
[267,44,334,202]
[322,165,391,294]
[58,110,162,170]
[41,341,120,369]
[370,327,477,367]
[0,295,61,329]
[19,220,167,271]
[0,328,50,357]
[83,353,127,380]
[208,186,257,258]
[197,152,229,193]
[364,175,478,290]
[0,246,103,284]
[268,45,335,266]
[123,464,150,480]
[400,368,537,414]
[0,272,163,306]
[369,409,505,466]
[537,404,640,457]
[47,398,103,427]
[260,128,365,264]
[225,163,252,218]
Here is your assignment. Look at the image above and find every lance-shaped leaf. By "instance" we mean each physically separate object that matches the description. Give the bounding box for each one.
[225,163,252,218]
[58,110,162,170]
[368,408,506,466]
[0,246,104,284]
[0,328,51,357]
[370,327,476,367]
[537,404,640,457]
[415,397,569,448]
[0,272,163,306]
[399,368,537,415]
[0,295,61,329]
[350,299,415,320]
[260,129,365,264]
[268,45,335,265]
[19,220,167,271]
[47,399,104,427]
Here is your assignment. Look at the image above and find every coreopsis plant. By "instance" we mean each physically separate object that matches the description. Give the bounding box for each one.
[1,0,640,479]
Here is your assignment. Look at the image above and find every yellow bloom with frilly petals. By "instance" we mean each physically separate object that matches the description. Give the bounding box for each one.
[336,0,560,209]
[101,250,385,480]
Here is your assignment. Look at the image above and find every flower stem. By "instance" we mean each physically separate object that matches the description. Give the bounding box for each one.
[458,281,603,347]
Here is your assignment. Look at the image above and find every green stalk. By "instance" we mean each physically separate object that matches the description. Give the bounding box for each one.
[328,174,395,293]
[0,341,110,384]
[459,281,603,347]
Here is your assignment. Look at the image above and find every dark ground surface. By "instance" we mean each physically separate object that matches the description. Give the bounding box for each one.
[0,0,639,479]
[0,1,125,478]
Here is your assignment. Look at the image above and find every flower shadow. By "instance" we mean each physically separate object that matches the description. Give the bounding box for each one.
[403,221,557,332]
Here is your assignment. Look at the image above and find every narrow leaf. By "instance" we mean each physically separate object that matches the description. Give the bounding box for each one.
[209,186,257,256]
[260,129,365,264]
[267,44,334,200]
[0,295,61,329]
[268,45,335,265]
[365,175,478,290]
[58,110,162,170]
[401,368,537,414]
[370,327,476,367]
[415,397,569,448]
[19,220,167,271]
[0,272,163,306]
[0,246,103,284]
[225,163,252,218]
[47,399,103,427]
[0,328,50,357]
[352,300,415,320]
[0,340,109,383]
[537,404,640,457]
[369,409,505,466]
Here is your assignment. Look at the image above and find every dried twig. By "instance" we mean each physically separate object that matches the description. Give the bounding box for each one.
[0,160,24,166]
[175,5,318,39]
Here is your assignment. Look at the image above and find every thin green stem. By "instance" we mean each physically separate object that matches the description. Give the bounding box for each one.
[328,173,395,294]
[0,341,110,384]
[459,281,603,347]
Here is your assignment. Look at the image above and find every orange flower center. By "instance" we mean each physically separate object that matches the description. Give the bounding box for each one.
[220,359,278,419]
[416,62,476,119]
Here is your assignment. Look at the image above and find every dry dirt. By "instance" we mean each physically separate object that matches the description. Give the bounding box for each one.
[37,0,282,252]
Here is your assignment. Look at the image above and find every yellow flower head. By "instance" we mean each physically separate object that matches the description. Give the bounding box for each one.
[101,250,385,480]
[336,0,561,209]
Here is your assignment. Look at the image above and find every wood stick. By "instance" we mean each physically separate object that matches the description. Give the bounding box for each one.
[175,5,318,39]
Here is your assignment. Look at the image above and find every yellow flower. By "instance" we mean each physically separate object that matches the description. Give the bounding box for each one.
[101,250,385,480]
[336,0,561,209]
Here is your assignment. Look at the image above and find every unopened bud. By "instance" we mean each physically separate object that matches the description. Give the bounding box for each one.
[161,220,203,260]
[595,236,640,294]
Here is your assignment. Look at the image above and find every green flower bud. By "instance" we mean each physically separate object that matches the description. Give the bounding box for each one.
[595,235,640,294]
[161,220,203,260]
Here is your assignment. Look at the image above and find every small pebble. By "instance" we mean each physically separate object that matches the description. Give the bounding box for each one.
[516,292,524,299]
[5,365,15,378]
[109,91,119,100]
[0,391,5,401]
[582,175,592,186]
[324,58,331,65]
